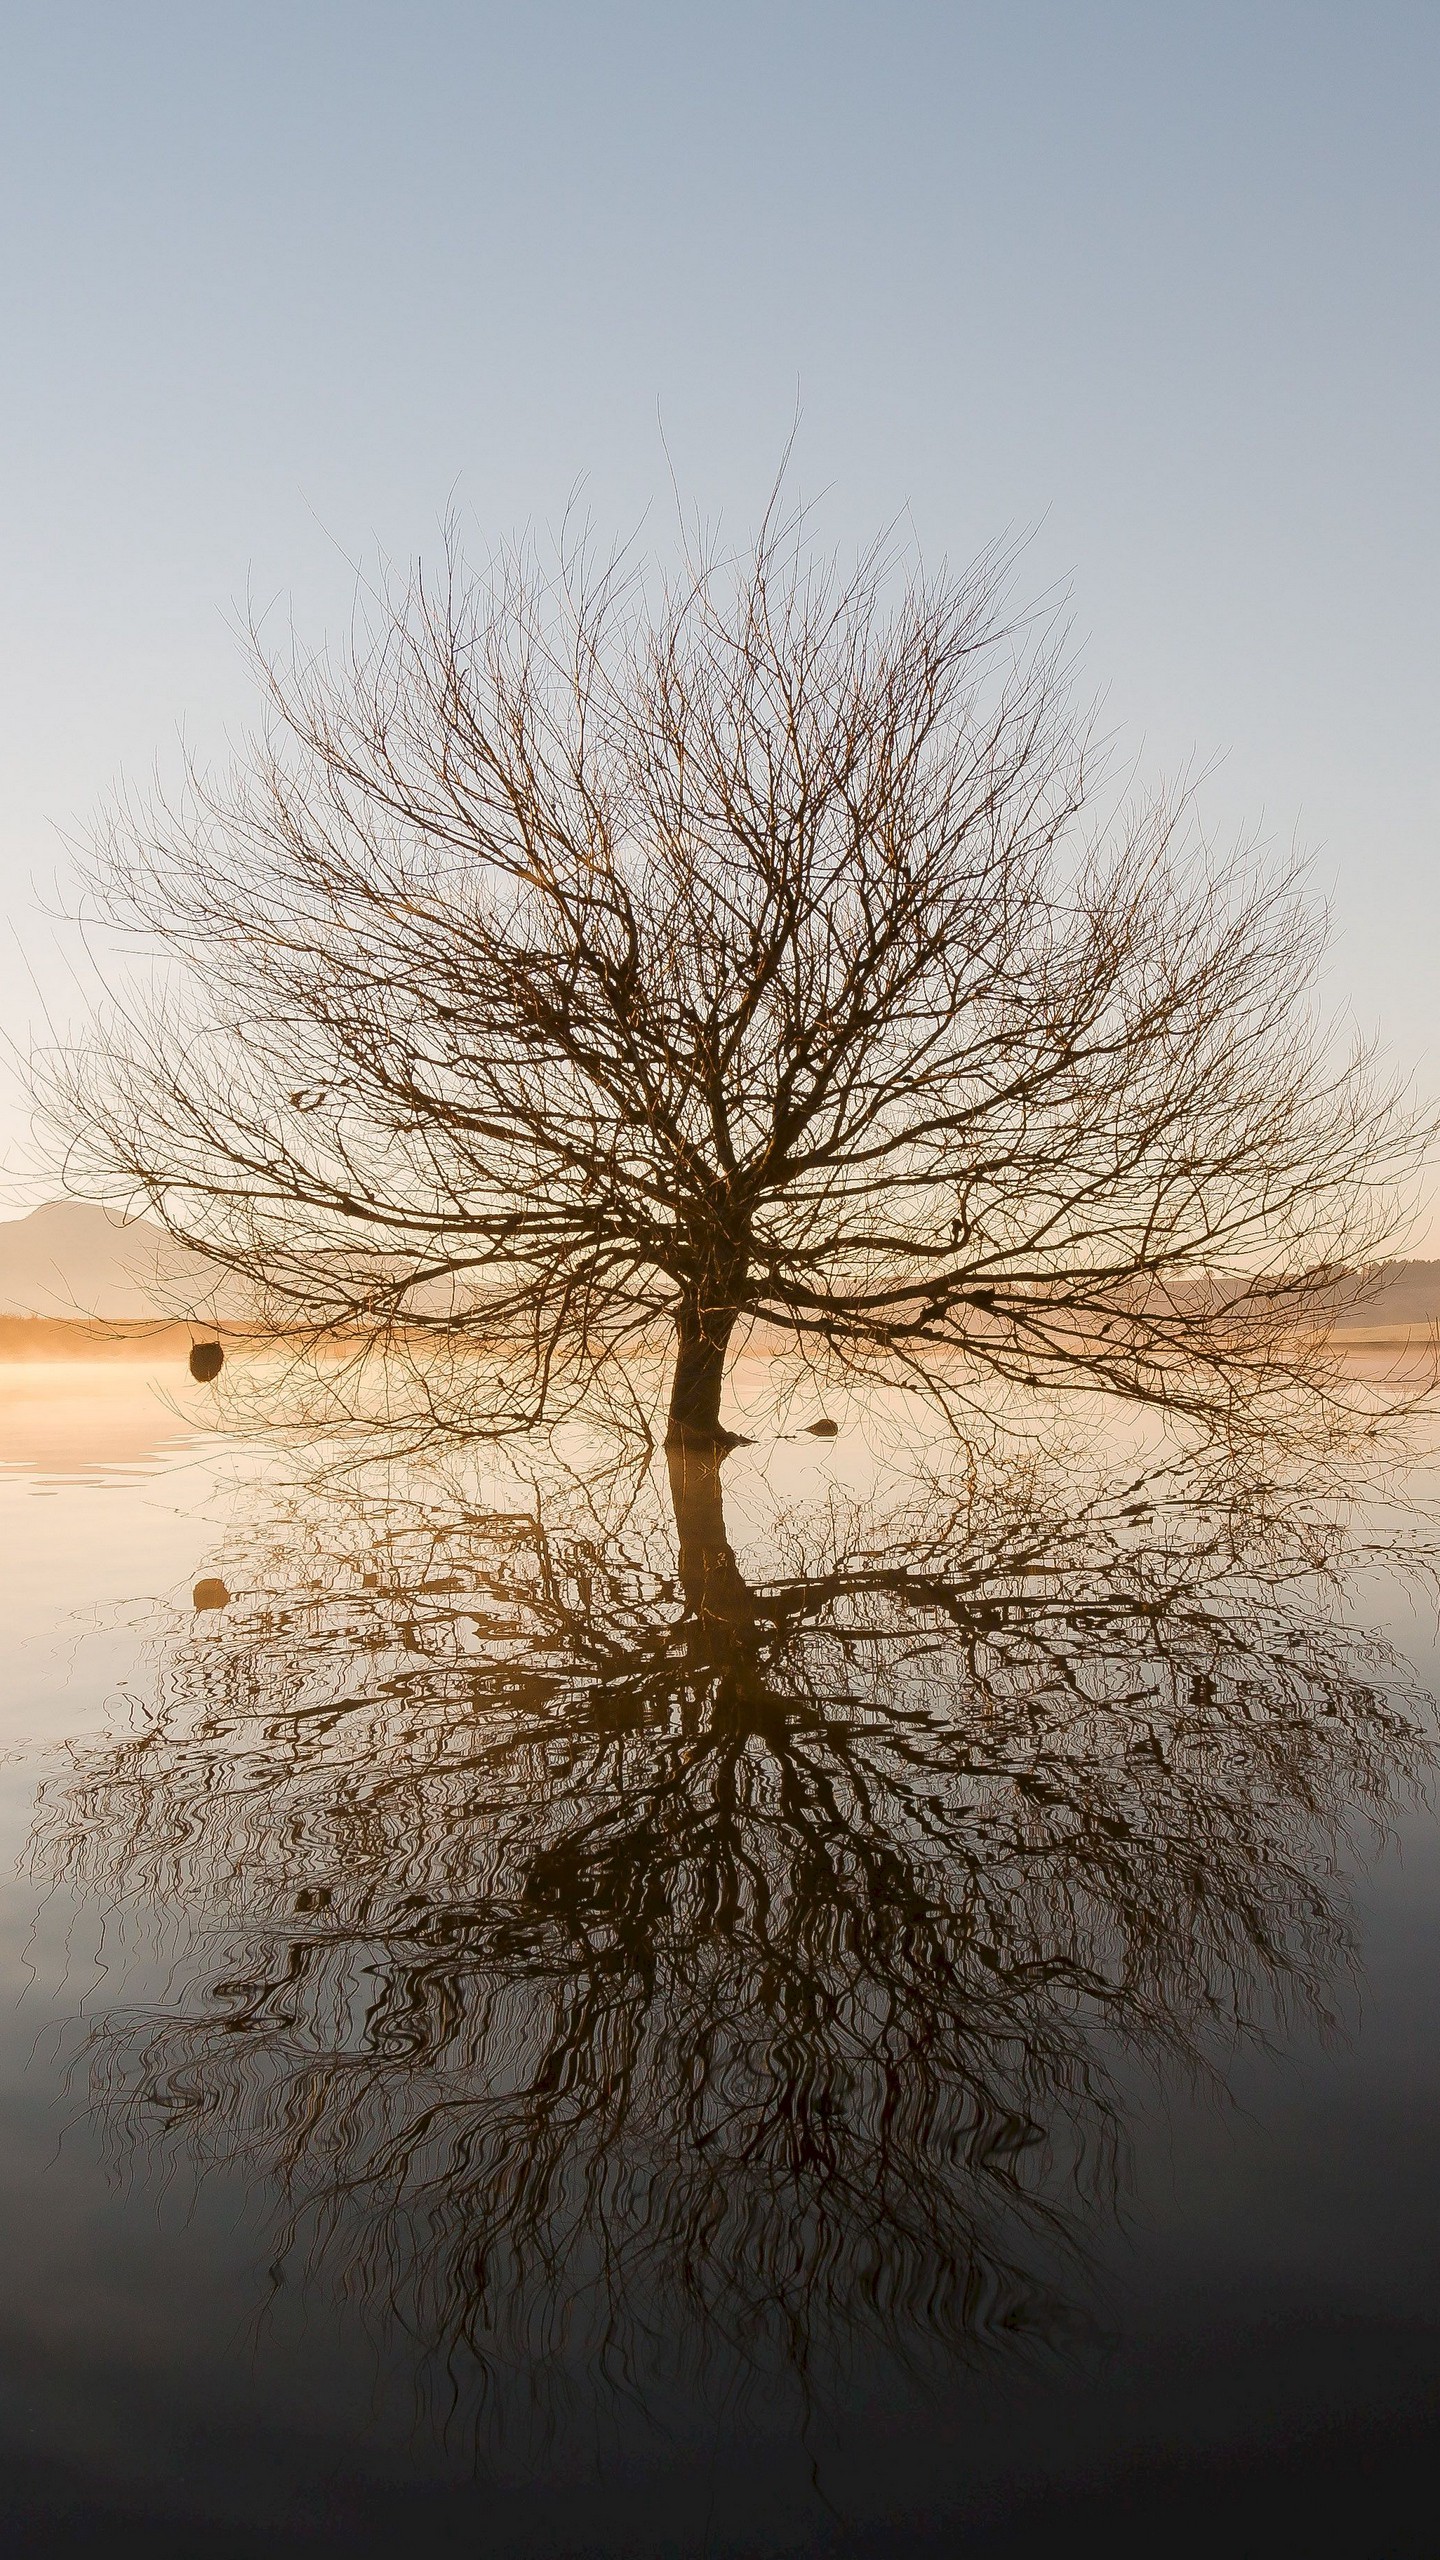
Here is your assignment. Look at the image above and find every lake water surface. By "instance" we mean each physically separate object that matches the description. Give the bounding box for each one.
[3,1357,1440,2556]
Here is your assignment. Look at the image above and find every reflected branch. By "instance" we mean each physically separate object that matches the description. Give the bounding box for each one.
[30,1433,1435,2440]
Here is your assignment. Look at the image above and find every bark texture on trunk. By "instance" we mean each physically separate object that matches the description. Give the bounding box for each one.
[666,1303,739,1443]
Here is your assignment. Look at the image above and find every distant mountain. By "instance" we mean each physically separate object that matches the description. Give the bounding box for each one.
[0,1202,239,1321]
[1327,1261,1440,1327]
[2,1202,1437,1333]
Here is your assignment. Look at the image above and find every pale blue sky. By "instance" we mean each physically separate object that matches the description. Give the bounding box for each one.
[2,3,1437,1222]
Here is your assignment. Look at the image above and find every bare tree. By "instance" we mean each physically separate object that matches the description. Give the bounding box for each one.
[29,498,1430,1447]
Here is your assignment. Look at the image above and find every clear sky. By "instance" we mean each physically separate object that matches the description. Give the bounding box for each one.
[1,2,1437,1228]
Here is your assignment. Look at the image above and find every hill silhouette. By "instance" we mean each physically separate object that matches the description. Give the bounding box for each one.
[1326,1259,1440,1328]
[0,1202,239,1322]
[0,1203,1437,1336]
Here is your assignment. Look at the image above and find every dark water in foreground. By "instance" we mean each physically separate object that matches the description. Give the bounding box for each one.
[3,1363,1440,2556]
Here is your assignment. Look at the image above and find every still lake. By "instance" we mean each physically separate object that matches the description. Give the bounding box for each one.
[2,1353,1440,2557]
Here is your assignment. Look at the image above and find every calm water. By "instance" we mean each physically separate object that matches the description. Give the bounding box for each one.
[3,1358,1440,2556]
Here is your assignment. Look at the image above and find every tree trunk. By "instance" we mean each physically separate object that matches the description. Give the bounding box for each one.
[666,1301,739,1444]
[666,1438,755,1627]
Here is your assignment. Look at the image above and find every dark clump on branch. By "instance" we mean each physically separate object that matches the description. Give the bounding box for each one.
[188,1339,224,1383]
[29,492,1433,1453]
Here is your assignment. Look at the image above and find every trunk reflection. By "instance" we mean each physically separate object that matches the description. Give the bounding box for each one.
[31,1435,1434,2443]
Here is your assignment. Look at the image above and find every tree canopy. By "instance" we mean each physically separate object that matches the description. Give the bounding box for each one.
[33,502,1428,1447]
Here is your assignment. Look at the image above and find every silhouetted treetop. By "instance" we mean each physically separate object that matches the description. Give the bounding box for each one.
[33,495,1430,1444]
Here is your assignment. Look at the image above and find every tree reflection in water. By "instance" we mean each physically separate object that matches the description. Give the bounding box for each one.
[31,1428,1435,2442]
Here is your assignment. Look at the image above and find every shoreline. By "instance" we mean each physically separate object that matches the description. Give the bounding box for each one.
[0,1314,1436,1365]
